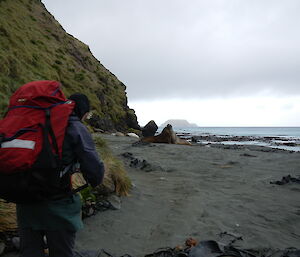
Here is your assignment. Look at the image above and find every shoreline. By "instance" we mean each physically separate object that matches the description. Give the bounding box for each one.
[192,140,300,153]
[175,133,300,152]
[75,134,300,256]
[2,134,300,257]
[155,126,300,152]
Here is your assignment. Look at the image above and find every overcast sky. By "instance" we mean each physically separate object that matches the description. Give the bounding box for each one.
[42,0,300,126]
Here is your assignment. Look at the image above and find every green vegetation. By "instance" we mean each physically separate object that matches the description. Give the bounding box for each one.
[0,0,137,132]
[94,135,132,196]
[0,0,134,234]
[0,200,17,233]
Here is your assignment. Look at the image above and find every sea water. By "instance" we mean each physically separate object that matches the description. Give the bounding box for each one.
[158,127,300,152]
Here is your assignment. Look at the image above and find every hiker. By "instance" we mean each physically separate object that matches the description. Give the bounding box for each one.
[16,92,105,257]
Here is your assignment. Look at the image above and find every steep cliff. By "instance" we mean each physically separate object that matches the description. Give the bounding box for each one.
[0,0,140,132]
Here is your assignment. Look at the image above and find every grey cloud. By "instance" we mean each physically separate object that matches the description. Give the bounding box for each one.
[42,0,300,100]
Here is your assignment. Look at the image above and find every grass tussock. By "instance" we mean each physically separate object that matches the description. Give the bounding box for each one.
[0,200,17,233]
[94,135,132,197]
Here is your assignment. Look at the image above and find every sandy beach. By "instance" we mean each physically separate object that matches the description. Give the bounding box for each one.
[74,134,300,256]
[2,134,299,257]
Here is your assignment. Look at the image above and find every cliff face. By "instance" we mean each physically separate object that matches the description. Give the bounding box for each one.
[0,0,140,132]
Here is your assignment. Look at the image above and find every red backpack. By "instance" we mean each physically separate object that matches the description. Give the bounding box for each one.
[0,81,75,203]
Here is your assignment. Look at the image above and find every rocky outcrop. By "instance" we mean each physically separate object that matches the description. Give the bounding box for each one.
[142,120,158,137]
[89,114,115,132]
[89,109,140,133]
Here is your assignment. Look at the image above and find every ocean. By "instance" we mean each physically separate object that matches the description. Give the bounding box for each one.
[157,127,300,152]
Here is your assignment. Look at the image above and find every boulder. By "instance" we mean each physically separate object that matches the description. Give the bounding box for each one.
[127,132,139,138]
[142,120,158,137]
[107,194,121,210]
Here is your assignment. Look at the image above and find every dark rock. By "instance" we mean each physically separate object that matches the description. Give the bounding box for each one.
[191,136,199,143]
[107,195,121,210]
[282,142,297,147]
[227,161,239,165]
[125,108,141,130]
[132,141,152,147]
[122,152,134,158]
[130,158,164,172]
[130,159,152,171]
[240,153,257,157]
[81,196,121,218]
[87,110,140,133]
[94,200,112,211]
[270,175,300,185]
[122,152,164,172]
[87,207,95,217]
[142,120,158,137]
[74,249,113,257]
[88,113,115,132]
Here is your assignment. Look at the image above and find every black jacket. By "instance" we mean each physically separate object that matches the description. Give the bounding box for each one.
[62,115,104,187]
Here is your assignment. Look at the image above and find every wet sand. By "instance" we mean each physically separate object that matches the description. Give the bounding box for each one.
[75,134,300,256]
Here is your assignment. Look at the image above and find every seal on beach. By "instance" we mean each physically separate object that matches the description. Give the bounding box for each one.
[141,124,191,145]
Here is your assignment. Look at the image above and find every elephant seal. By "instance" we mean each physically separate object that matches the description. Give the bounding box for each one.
[141,124,191,145]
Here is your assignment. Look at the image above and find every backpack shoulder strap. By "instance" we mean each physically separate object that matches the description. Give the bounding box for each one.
[45,108,59,156]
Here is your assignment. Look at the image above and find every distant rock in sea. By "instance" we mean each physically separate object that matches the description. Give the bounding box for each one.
[160,119,198,128]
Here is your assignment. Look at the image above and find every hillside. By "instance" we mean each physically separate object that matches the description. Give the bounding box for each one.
[0,0,139,132]
[160,119,198,128]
